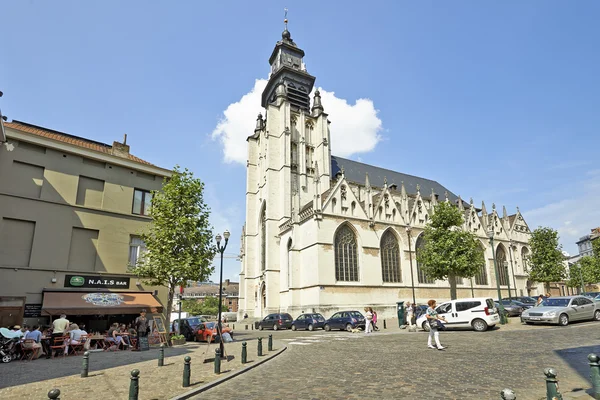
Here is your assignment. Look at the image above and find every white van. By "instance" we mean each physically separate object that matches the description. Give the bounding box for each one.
[416,297,499,332]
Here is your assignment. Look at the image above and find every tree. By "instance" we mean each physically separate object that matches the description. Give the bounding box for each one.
[525,227,566,292]
[416,201,485,299]
[566,257,600,289]
[182,297,227,316]
[132,166,216,337]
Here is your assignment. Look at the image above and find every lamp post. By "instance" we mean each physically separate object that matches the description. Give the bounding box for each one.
[405,225,416,305]
[579,264,585,294]
[508,241,518,297]
[487,227,507,325]
[215,230,230,358]
[504,261,512,299]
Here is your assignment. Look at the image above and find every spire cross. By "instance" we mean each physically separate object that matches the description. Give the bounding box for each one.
[284,7,288,29]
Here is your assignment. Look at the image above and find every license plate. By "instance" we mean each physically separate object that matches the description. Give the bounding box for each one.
[530,317,540,321]
[492,315,499,320]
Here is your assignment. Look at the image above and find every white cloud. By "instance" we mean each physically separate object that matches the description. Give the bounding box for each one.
[211,79,383,164]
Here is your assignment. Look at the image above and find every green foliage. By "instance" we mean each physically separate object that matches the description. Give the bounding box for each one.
[567,256,600,288]
[416,202,485,299]
[182,297,227,316]
[171,334,185,340]
[526,227,566,290]
[131,166,216,333]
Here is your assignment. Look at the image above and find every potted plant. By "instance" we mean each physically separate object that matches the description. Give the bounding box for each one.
[171,334,186,346]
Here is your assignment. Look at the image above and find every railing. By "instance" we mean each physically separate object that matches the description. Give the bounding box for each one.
[279,218,293,234]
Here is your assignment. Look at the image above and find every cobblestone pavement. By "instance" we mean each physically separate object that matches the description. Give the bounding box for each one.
[196,321,600,400]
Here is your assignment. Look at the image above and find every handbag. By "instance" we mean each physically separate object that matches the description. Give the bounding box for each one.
[429,319,446,331]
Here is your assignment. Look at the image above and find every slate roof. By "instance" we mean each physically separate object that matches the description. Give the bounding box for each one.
[5,120,154,165]
[331,156,461,204]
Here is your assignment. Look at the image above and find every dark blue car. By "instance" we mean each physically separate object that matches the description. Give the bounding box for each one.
[291,313,326,331]
[324,310,365,332]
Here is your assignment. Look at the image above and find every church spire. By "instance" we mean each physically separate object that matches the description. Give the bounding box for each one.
[312,90,324,115]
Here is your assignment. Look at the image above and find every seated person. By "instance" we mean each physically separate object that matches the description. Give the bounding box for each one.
[65,324,87,354]
[24,325,43,358]
[107,323,127,348]
[119,324,131,346]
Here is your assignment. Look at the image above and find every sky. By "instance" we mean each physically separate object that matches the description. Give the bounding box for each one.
[1,1,599,282]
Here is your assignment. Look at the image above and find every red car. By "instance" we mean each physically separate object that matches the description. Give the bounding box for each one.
[193,322,233,342]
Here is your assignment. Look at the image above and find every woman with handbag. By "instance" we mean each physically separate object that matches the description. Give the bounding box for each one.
[425,299,446,351]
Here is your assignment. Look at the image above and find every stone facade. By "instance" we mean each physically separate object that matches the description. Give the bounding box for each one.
[238,28,540,320]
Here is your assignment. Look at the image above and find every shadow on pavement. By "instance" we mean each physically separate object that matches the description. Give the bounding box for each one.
[554,344,600,389]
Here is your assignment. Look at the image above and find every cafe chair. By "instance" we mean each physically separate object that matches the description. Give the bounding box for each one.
[20,339,39,361]
[71,335,89,356]
[50,337,68,358]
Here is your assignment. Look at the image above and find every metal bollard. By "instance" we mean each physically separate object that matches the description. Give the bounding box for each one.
[233,324,235,330]
[383,320,387,329]
[268,334,273,351]
[544,368,563,400]
[588,354,600,399]
[257,337,263,356]
[81,351,90,378]
[129,369,140,400]
[48,389,61,399]
[242,342,247,364]
[501,388,516,400]
[251,323,254,330]
[158,343,164,367]
[214,349,221,374]
[245,324,248,330]
[183,356,191,387]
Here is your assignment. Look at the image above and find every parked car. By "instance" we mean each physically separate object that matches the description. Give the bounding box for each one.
[291,313,326,331]
[259,313,294,330]
[324,311,365,332]
[582,292,600,299]
[414,304,429,318]
[508,296,537,305]
[193,321,234,342]
[172,316,207,341]
[495,300,524,317]
[521,296,600,326]
[416,297,499,332]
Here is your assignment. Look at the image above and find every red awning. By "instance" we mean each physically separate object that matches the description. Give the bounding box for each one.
[41,291,163,316]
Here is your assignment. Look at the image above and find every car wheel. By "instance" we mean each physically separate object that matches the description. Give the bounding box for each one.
[422,321,430,332]
[558,313,569,326]
[346,323,353,332]
[324,324,331,331]
[273,324,278,331]
[525,322,534,325]
[291,324,297,331]
[259,324,263,331]
[1,354,11,363]
[472,319,488,332]
[308,324,314,331]
[594,310,600,321]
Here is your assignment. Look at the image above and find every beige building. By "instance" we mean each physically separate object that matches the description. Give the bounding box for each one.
[239,28,542,320]
[0,120,171,330]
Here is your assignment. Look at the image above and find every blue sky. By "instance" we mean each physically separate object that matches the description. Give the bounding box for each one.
[1,1,599,281]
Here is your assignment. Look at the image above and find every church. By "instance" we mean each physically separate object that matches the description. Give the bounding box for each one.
[237,25,538,319]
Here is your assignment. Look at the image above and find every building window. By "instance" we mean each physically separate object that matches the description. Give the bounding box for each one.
[132,189,152,215]
[334,224,359,282]
[129,236,147,268]
[415,235,434,284]
[261,204,266,271]
[496,246,509,286]
[381,230,401,283]
[474,250,488,285]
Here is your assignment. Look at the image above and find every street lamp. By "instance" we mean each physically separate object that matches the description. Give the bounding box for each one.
[405,225,416,305]
[487,226,507,325]
[508,241,518,297]
[504,260,512,299]
[215,229,230,358]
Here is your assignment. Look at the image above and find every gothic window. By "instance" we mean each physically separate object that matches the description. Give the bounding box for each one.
[334,224,359,282]
[291,142,298,169]
[351,201,356,216]
[287,239,292,288]
[496,246,509,286]
[332,198,337,213]
[260,205,266,272]
[381,230,401,283]
[416,235,434,284]
[474,245,488,285]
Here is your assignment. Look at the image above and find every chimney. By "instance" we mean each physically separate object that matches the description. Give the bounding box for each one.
[112,134,130,158]
[224,279,230,287]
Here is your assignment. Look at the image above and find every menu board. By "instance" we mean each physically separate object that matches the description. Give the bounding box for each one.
[153,316,166,334]
[138,336,150,351]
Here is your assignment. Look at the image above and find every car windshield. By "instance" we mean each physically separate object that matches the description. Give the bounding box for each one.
[350,312,363,318]
[541,298,570,307]
[205,322,216,329]
[186,318,202,328]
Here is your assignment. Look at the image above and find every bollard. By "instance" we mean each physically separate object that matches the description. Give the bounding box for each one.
[245,324,248,330]
[48,389,61,399]
[588,354,600,399]
[158,343,164,367]
[544,368,563,400]
[214,348,221,374]
[242,342,247,364]
[383,320,387,329]
[233,323,235,330]
[257,337,263,356]
[268,334,273,351]
[129,369,140,400]
[501,388,516,400]
[252,323,254,330]
[81,351,90,378]
[183,356,191,388]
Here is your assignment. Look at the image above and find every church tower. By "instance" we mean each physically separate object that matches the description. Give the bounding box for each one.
[240,21,332,318]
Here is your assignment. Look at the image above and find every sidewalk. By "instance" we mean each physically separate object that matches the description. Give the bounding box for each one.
[0,339,284,400]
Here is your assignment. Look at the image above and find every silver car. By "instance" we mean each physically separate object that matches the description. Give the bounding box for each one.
[521,296,600,326]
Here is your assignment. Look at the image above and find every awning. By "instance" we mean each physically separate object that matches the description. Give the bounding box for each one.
[41,291,163,316]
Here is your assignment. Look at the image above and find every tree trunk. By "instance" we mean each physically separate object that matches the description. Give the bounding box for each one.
[448,274,458,300]
[164,284,175,342]
[544,282,550,294]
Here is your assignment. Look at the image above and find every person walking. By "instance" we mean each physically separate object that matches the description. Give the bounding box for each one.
[406,301,414,328]
[364,307,373,334]
[425,299,446,351]
[134,309,149,351]
[372,310,379,331]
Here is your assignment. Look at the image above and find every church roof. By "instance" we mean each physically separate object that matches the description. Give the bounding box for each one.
[331,156,460,204]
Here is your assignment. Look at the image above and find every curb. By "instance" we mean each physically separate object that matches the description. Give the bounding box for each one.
[170,345,287,400]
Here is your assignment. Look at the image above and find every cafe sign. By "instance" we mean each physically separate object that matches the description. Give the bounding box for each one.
[65,275,130,289]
